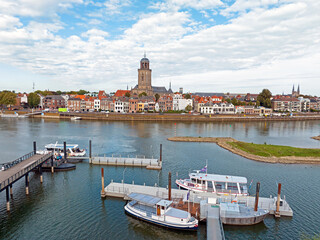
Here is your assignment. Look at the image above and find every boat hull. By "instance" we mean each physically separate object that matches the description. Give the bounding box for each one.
[221,212,269,225]
[124,205,198,231]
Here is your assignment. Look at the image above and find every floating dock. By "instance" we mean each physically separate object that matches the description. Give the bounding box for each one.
[91,156,162,170]
[207,206,225,240]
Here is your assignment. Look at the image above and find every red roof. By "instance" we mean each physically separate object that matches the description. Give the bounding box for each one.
[114,90,130,97]
[75,95,86,100]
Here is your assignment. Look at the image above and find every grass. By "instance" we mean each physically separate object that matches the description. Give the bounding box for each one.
[227,141,320,158]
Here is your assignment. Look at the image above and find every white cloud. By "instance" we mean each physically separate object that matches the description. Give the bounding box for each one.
[151,0,224,11]
[104,0,131,15]
[81,29,109,38]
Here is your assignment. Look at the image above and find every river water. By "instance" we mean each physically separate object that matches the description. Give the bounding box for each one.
[0,118,319,240]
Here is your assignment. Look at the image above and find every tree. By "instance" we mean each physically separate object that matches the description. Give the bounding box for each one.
[155,93,160,102]
[184,93,191,99]
[185,105,192,112]
[77,89,88,95]
[225,98,231,103]
[56,90,62,95]
[28,93,40,108]
[139,92,147,98]
[125,92,131,98]
[0,91,16,108]
[257,89,272,108]
[231,98,238,106]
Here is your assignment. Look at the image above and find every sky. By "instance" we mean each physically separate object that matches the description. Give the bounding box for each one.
[0,0,319,95]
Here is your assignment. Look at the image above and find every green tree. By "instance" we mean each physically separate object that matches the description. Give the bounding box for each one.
[0,91,16,108]
[225,98,231,103]
[155,93,160,102]
[231,98,238,106]
[257,89,272,108]
[56,90,62,95]
[185,105,192,112]
[139,92,147,98]
[77,89,88,95]
[184,93,191,99]
[28,93,40,108]
[125,92,131,98]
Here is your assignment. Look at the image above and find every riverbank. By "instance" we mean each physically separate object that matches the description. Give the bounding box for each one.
[167,136,320,164]
[311,136,320,141]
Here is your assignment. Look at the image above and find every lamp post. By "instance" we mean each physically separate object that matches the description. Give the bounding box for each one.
[157,171,161,197]
[122,167,127,194]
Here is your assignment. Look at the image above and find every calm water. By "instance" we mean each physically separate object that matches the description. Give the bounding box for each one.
[0,118,319,240]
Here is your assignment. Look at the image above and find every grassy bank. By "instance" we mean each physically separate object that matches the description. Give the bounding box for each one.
[227,141,320,158]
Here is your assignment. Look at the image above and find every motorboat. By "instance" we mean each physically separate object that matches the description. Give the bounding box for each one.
[124,193,198,231]
[37,143,86,157]
[71,116,82,120]
[176,170,248,196]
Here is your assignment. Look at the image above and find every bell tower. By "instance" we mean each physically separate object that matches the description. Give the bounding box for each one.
[138,53,152,93]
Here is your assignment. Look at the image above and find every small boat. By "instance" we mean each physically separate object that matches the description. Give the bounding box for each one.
[176,170,248,196]
[37,143,86,157]
[124,193,198,231]
[219,202,269,225]
[71,116,82,120]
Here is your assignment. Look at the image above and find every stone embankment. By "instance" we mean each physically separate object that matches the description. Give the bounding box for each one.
[168,136,320,164]
[311,136,320,141]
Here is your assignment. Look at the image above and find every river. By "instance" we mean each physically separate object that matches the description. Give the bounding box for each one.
[0,118,319,239]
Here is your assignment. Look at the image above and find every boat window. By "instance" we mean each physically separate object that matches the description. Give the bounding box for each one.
[215,182,226,190]
[191,178,196,183]
[202,180,206,184]
[161,206,164,210]
[240,184,248,194]
[197,179,201,184]
[227,182,238,191]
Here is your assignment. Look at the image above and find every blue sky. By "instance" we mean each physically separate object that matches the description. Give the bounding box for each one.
[0,0,319,95]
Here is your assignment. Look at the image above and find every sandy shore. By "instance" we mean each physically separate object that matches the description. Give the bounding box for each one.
[168,136,320,164]
[311,136,320,141]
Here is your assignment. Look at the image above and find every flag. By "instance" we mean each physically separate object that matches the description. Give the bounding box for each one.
[187,190,190,200]
[248,179,254,190]
[200,165,207,173]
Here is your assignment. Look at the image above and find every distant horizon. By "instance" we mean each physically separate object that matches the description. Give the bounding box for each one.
[0,0,319,95]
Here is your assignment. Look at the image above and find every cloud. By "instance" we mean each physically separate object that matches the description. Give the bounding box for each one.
[103,0,131,15]
[151,0,224,11]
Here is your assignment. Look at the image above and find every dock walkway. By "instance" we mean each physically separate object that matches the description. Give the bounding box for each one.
[0,152,53,192]
[207,206,225,240]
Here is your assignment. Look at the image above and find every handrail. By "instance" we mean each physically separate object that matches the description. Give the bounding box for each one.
[0,151,35,171]
[0,152,53,191]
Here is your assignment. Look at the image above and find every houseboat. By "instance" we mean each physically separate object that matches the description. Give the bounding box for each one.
[124,193,198,231]
[176,170,248,196]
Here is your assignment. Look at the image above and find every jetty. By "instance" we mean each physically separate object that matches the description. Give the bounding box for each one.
[0,142,53,211]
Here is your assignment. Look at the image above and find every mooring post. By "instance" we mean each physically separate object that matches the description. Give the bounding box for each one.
[63,141,67,163]
[101,168,105,197]
[39,164,43,183]
[10,184,13,197]
[6,187,10,211]
[160,144,162,164]
[89,140,92,164]
[254,182,260,211]
[168,172,172,201]
[25,173,29,195]
[51,156,54,173]
[275,183,282,217]
[33,141,37,154]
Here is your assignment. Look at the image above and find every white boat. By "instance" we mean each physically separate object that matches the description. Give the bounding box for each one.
[37,143,86,157]
[124,193,198,231]
[176,170,248,196]
[71,116,82,120]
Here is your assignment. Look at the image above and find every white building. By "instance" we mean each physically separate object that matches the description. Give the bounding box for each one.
[200,103,235,114]
[173,94,193,111]
[114,99,129,113]
[94,99,100,111]
[298,97,310,112]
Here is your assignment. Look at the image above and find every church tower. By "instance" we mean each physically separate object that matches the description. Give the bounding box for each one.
[137,53,152,95]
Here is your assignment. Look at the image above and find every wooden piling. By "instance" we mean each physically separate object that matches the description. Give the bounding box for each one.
[6,187,10,211]
[40,165,43,183]
[101,168,105,197]
[25,173,29,195]
[51,156,54,173]
[160,144,162,164]
[254,182,260,211]
[10,184,13,197]
[275,183,282,217]
[64,141,67,162]
[89,140,92,163]
[33,141,37,154]
[168,172,172,201]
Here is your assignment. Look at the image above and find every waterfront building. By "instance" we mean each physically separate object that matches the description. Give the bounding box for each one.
[271,97,300,112]
[131,54,172,96]
[298,97,310,112]
[200,102,235,114]
[43,95,66,109]
[100,98,114,112]
[114,97,129,113]
[94,99,100,111]
[158,95,173,112]
[67,98,81,111]
[244,93,259,102]
[172,93,193,111]
[310,98,320,111]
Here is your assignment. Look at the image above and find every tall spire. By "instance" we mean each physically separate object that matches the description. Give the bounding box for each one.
[169,81,172,90]
[297,84,300,94]
[144,51,146,58]
[292,84,295,94]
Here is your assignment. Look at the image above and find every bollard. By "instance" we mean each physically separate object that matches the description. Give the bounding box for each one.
[10,184,13,197]
[254,182,260,211]
[275,183,282,217]
[51,156,54,173]
[168,172,172,201]
[6,187,10,211]
[101,168,105,196]
[33,141,37,154]
[63,141,67,162]
[25,174,29,195]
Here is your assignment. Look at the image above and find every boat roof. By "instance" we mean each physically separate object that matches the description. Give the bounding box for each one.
[157,199,172,207]
[165,208,189,219]
[189,172,247,184]
[45,144,79,149]
[128,193,162,207]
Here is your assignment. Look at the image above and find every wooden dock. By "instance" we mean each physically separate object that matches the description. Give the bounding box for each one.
[0,142,54,211]
[91,156,162,170]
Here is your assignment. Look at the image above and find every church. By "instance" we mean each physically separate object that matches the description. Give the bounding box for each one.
[131,54,172,96]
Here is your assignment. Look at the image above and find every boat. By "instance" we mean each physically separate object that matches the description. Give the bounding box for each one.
[124,193,198,231]
[176,170,248,196]
[37,143,86,157]
[219,202,269,225]
[71,116,82,120]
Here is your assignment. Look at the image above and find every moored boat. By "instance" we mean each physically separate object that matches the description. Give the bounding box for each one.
[124,193,198,231]
[71,116,82,120]
[37,143,86,157]
[176,170,248,196]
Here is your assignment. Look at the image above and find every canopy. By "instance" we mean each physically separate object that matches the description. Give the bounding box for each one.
[127,193,162,207]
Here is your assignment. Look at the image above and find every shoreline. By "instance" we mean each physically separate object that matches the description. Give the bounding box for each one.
[311,136,320,141]
[167,136,320,164]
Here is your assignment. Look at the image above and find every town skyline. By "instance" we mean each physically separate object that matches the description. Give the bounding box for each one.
[0,0,319,95]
